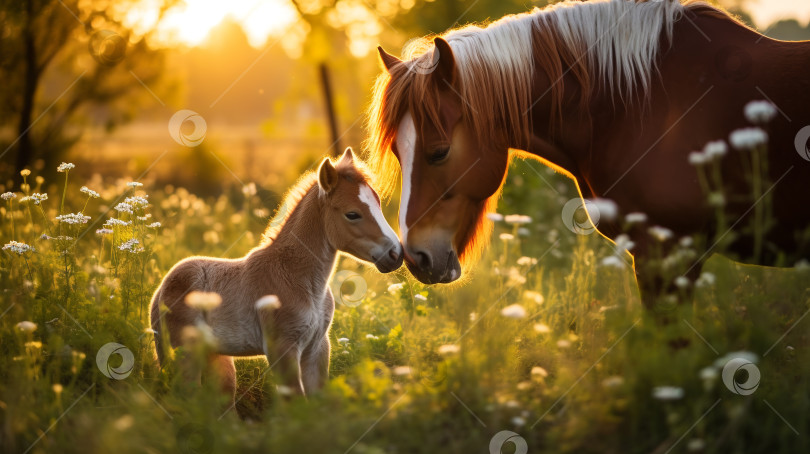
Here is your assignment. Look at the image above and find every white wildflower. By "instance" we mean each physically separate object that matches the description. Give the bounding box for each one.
[501,303,527,319]
[625,212,647,224]
[80,186,100,198]
[337,338,350,345]
[714,351,759,369]
[601,256,625,268]
[729,127,768,150]
[118,238,144,253]
[114,202,133,214]
[57,162,75,172]
[531,366,548,378]
[414,294,427,301]
[438,344,460,356]
[652,386,685,401]
[125,196,149,207]
[687,439,706,452]
[511,416,526,427]
[517,227,530,237]
[3,241,34,255]
[392,365,412,376]
[105,218,131,227]
[387,282,404,294]
[486,213,504,222]
[588,198,618,221]
[20,169,31,177]
[533,323,551,334]
[695,272,716,288]
[602,376,625,389]
[55,212,91,225]
[744,100,777,124]
[1,192,16,201]
[688,151,708,166]
[614,234,635,254]
[708,192,726,207]
[648,226,674,242]
[674,276,691,289]
[29,193,48,205]
[16,321,37,333]
[499,233,514,241]
[185,291,222,311]
[147,222,161,228]
[556,339,572,349]
[516,256,537,266]
[523,290,544,305]
[365,334,379,340]
[255,295,281,311]
[126,181,143,188]
[703,140,728,159]
[242,183,257,196]
[504,214,532,225]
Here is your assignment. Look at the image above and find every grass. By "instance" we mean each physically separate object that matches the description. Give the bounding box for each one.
[1,157,809,454]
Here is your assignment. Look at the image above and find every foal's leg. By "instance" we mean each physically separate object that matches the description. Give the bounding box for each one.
[209,354,237,400]
[269,341,304,395]
[301,336,330,392]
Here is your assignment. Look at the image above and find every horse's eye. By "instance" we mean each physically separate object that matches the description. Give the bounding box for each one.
[344,212,362,221]
[428,147,450,164]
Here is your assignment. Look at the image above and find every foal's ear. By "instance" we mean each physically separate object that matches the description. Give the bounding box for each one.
[377,46,402,72]
[318,158,339,194]
[432,37,456,88]
[339,147,355,164]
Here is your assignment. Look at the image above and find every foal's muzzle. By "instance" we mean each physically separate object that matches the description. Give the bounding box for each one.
[404,246,461,284]
[372,240,404,273]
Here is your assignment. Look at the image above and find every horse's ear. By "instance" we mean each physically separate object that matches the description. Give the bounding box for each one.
[432,37,456,88]
[339,147,355,164]
[377,46,401,73]
[318,158,338,193]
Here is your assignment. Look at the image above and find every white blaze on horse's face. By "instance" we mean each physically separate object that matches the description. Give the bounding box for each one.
[397,111,416,247]
[358,183,402,262]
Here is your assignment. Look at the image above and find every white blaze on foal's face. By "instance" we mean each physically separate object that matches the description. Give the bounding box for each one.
[358,183,401,263]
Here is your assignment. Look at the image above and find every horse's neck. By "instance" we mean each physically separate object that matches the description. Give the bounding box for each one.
[249,186,336,296]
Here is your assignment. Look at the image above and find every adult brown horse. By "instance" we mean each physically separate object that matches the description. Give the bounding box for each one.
[367,0,810,308]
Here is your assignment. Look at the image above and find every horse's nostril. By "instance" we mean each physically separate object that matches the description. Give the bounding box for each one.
[388,248,400,261]
[415,251,432,270]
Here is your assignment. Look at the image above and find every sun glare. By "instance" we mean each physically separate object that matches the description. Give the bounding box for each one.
[123,0,299,48]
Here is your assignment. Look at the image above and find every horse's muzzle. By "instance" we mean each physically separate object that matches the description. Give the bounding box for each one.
[373,240,404,273]
[404,247,461,284]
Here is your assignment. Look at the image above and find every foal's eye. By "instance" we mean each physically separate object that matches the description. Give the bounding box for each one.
[428,147,450,165]
[344,212,362,221]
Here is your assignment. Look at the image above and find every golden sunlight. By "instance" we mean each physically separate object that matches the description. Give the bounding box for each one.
[123,0,299,48]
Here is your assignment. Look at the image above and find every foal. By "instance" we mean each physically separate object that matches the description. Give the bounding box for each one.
[149,148,403,397]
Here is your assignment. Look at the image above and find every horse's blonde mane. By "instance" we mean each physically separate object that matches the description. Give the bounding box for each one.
[260,158,372,245]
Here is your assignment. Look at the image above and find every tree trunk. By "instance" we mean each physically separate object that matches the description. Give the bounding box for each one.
[318,62,341,157]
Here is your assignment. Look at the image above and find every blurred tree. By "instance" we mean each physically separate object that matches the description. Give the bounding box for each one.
[0,0,179,181]
[766,19,810,41]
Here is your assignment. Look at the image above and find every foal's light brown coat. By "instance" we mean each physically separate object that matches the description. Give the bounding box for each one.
[149,149,402,396]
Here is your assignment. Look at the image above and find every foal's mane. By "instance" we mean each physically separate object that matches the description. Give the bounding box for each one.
[364,0,730,264]
[260,159,372,245]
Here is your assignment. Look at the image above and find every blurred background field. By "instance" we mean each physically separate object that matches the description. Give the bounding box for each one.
[2,1,810,453]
